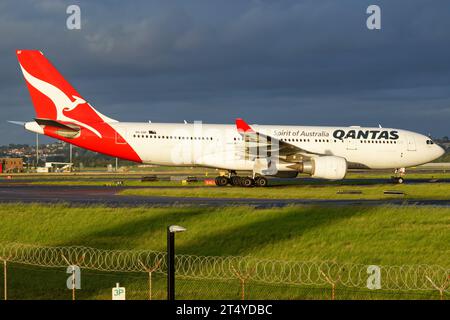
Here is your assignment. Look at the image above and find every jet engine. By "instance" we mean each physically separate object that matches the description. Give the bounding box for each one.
[290,156,347,180]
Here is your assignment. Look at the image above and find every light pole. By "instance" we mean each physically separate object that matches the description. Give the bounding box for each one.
[69,143,73,163]
[167,225,186,300]
[36,133,39,168]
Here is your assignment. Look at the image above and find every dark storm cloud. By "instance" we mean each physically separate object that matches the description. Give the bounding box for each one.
[1,0,450,144]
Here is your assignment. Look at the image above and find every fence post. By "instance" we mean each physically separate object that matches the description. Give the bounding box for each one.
[320,269,339,300]
[231,265,254,301]
[426,275,449,301]
[2,259,7,301]
[0,254,12,301]
[62,255,75,300]
[139,259,162,300]
[62,253,85,301]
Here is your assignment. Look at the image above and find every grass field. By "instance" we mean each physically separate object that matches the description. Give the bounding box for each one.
[119,183,450,200]
[13,171,449,201]
[0,204,448,300]
[0,204,448,265]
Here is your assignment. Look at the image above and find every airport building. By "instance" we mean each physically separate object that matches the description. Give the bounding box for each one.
[0,157,23,173]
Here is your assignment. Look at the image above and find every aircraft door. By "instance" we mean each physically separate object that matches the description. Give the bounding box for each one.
[407,135,416,151]
[346,138,357,150]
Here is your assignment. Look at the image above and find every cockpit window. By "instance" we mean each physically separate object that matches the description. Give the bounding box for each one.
[426,139,434,145]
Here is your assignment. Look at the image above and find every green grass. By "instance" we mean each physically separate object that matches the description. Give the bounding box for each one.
[20,171,450,199]
[0,204,448,265]
[119,183,450,200]
[345,171,450,180]
[0,204,448,300]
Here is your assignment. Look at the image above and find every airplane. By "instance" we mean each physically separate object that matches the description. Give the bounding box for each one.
[11,50,445,187]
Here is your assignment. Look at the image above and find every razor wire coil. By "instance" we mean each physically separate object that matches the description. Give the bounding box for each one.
[0,243,448,292]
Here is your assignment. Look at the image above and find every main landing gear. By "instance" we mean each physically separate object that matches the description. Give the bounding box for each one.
[214,176,229,187]
[214,174,268,187]
[391,168,406,184]
[254,176,268,187]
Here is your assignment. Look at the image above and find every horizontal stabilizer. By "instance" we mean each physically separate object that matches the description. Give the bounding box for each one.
[33,118,81,138]
[34,118,80,132]
[7,120,26,126]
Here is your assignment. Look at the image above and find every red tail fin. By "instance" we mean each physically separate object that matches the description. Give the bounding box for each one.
[16,50,115,128]
[15,50,141,162]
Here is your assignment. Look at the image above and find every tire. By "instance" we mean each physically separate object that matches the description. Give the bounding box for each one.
[215,176,229,187]
[391,177,404,184]
[255,176,268,187]
[230,176,241,186]
[241,177,254,187]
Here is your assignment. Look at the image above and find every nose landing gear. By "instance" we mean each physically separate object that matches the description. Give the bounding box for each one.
[392,176,404,184]
[391,168,406,184]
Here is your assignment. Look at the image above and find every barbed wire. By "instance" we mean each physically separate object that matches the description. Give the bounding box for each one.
[0,243,448,293]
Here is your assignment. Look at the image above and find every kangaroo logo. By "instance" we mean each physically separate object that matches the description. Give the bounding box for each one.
[19,64,102,138]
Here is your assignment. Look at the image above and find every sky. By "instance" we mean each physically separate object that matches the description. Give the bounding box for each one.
[1,0,450,145]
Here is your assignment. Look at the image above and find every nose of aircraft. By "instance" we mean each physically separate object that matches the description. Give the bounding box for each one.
[436,145,446,158]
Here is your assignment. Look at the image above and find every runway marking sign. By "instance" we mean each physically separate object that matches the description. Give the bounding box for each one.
[112,283,126,300]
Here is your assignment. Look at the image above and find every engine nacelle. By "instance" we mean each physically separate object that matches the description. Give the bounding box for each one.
[293,156,347,180]
[311,156,347,180]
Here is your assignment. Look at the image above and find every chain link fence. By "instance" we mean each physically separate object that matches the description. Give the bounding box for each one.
[0,243,448,300]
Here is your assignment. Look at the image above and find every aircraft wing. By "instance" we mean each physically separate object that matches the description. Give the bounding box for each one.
[235,118,319,160]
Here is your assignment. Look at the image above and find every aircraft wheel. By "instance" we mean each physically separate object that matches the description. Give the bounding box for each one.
[391,177,404,184]
[255,176,268,187]
[215,176,229,187]
[230,176,241,186]
[241,177,254,187]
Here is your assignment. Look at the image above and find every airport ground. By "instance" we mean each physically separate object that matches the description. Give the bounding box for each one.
[1,204,448,265]
[1,167,450,204]
[0,168,448,299]
[0,203,449,300]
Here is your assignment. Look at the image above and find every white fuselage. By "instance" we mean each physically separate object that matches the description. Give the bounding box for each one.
[110,122,444,171]
[16,50,445,177]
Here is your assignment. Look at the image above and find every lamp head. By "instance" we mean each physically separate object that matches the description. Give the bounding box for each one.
[169,225,187,233]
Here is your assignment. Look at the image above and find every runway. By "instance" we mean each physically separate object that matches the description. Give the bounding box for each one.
[0,184,449,208]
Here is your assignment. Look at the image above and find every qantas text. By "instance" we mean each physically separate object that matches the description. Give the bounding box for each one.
[333,130,399,140]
